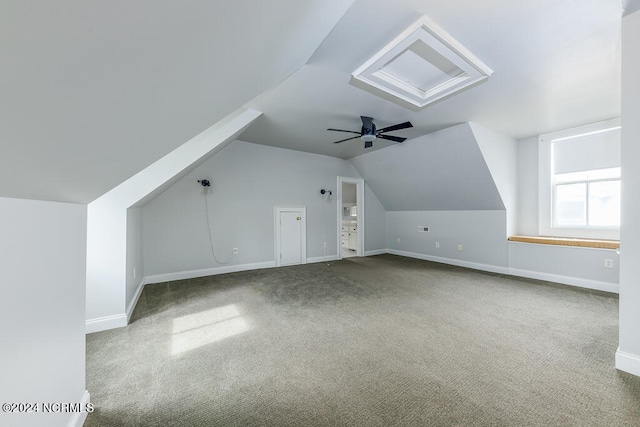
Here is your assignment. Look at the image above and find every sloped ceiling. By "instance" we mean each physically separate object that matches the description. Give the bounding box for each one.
[240,0,622,159]
[350,123,504,211]
[0,0,354,203]
[1,0,625,204]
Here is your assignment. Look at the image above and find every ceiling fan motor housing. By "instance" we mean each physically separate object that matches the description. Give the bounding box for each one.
[361,116,377,142]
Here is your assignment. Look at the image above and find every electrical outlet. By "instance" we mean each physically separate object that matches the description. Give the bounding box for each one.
[233,248,239,255]
[457,244,463,252]
[397,237,401,243]
[604,259,613,268]
[323,242,327,248]
[435,242,440,248]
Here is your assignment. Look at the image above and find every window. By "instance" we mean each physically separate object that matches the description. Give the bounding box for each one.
[539,119,621,240]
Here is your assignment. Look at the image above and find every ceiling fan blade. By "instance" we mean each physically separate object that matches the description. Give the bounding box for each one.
[333,136,360,144]
[327,128,361,135]
[377,121,413,134]
[378,134,407,143]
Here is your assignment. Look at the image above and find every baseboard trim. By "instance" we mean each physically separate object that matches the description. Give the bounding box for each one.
[364,249,387,256]
[86,313,127,334]
[144,261,276,285]
[616,349,640,377]
[387,249,509,275]
[307,255,340,264]
[126,278,146,323]
[67,390,91,427]
[508,268,619,294]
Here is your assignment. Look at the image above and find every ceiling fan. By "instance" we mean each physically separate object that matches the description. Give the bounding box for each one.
[327,116,413,148]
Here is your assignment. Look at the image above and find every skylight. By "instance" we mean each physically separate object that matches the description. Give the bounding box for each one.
[352,15,493,108]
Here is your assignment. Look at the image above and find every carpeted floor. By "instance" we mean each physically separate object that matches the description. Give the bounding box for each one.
[85,255,640,426]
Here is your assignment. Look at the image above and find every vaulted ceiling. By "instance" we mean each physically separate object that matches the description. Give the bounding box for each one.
[1,0,625,203]
[241,0,622,158]
[0,0,354,203]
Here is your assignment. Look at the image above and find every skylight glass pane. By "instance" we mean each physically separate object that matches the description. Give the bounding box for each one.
[588,180,621,227]
[382,48,455,92]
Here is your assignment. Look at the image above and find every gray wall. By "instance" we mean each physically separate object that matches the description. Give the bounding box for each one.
[386,210,509,270]
[0,197,87,427]
[509,243,619,292]
[126,207,144,311]
[342,182,357,204]
[364,183,386,253]
[351,123,504,211]
[142,140,386,277]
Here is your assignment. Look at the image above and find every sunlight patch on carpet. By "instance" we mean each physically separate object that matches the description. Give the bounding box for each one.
[171,304,250,355]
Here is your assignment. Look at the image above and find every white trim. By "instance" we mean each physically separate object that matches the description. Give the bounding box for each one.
[364,249,387,256]
[307,255,340,264]
[86,313,127,334]
[616,349,640,377]
[274,206,307,267]
[126,278,146,322]
[508,268,618,294]
[144,261,275,285]
[66,390,91,427]
[337,177,365,260]
[351,15,492,108]
[387,249,509,275]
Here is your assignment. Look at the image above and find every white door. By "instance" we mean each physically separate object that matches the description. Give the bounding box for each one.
[275,207,306,266]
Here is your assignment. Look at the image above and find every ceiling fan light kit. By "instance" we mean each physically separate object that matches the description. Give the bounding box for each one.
[327,116,413,148]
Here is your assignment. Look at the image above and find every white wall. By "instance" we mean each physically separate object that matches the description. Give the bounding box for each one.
[617,9,640,376]
[515,136,539,235]
[143,140,386,280]
[470,122,518,236]
[386,210,509,272]
[0,197,88,427]
[126,207,144,316]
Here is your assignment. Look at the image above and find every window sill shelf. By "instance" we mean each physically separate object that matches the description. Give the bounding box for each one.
[508,235,619,250]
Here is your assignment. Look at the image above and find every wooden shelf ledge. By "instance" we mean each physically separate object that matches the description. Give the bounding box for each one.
[508,235,619,250]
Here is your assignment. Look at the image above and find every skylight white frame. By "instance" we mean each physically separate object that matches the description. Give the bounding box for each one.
[352,15,493,108]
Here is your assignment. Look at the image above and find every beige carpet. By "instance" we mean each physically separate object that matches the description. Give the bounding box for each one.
[85,255,640,426]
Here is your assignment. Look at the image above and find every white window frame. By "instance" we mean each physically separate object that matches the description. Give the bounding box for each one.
[538,118,621,240]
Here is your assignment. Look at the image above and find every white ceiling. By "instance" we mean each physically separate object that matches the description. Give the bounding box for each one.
[240,0,622,159]
[0,0,354,203]
[1,0,624,203]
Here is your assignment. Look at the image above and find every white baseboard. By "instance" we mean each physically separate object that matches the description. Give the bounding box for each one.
[145,261,275,285]
[86,313,127,334]
[387,249,510,275]
[66,390,91,427]
[307,255,340,264]
[126,278,146,323]
[508,268,619,294]
[616,348,640,377]
[364,249,387,256]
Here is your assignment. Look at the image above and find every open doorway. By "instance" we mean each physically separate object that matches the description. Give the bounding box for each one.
[337,177,364,259]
